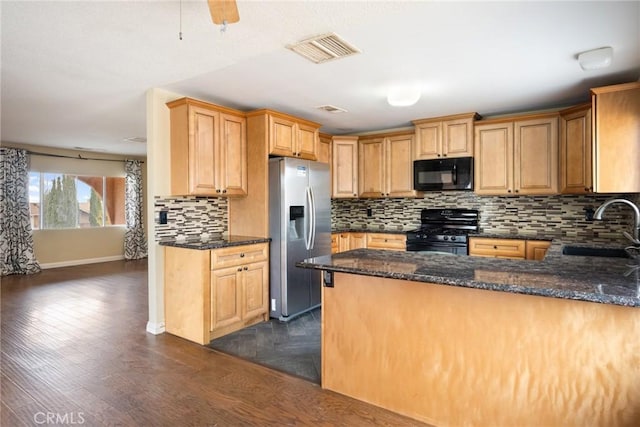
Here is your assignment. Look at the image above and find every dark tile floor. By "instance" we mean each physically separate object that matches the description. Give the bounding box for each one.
[209,308,321,383]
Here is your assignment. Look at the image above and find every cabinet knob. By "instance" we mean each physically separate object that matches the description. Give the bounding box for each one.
[240,253,245,257]
[237,267,242,272]
[222,189,227,193]
[515,189,519,193]
[442,154,447,157]
[353,193,356,196]
[216,189,221,193]
[243,266,248,271]
[437,154,441,157]
[507,189,512,193]
[494,245,498,249]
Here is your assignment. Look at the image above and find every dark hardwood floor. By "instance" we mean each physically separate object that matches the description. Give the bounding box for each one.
[1,260,428,426]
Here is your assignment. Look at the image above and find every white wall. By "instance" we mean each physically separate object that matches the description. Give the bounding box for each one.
[145,87,182,335]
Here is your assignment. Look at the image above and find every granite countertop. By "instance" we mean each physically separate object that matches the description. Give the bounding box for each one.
[297,241,640,307]
[158,234,270,250]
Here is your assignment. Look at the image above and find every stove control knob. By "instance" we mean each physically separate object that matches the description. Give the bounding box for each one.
[450,236,457,241]
[443,236,449,241]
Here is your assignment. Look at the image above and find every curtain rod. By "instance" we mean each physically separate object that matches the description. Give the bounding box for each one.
[25,150,145,164]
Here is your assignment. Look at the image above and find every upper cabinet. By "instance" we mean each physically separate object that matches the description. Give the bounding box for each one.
[358,132,416,198]
[332,136,359,198]
[318,133,332,164]
[167,97,247,197]
[591,82,640,193]
[559,103,592,194]
[474,113,558,196]
[412,113,479,160]
[248,109,320,161]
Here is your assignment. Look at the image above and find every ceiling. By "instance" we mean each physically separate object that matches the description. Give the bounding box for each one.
[2,1,639,157]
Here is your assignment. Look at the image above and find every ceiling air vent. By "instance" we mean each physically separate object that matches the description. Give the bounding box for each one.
[123,136,147,143]
[287,32,360,64]
[316,105,348,113]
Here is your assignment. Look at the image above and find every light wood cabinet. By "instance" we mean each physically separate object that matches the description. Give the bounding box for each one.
[358,132,416,198]
[333,232,367,253]
[468,237,526,259]
[591,82,640,193]
[332,136,359,198]
[469,237,550,260]
[331,233,339,254]
[167,97,247,197]
[560,104,592,194]
[164,243,269,345]
[474,113,559,196]
[525,240,551,261]
[366,233,407,251]
[248,109,320,160]
[413,113,479,159]
[349,232,367,250]
[318,133,332,164]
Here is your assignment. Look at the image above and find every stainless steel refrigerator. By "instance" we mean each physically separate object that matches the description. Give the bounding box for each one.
[269,157,330,320]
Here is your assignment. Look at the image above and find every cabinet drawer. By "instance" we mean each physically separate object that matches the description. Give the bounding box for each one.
[211,243,268,269]
[468,237,525,259]
[366,233,407,251]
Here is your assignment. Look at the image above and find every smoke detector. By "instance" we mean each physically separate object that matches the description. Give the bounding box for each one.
[287,32,361,64]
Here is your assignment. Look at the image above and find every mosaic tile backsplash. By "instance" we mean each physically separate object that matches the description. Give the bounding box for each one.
[332,193,640,245]
[154,196,227,241]
[154,192,640,247]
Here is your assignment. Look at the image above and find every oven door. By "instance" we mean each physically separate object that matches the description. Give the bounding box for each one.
[406,241,468,255]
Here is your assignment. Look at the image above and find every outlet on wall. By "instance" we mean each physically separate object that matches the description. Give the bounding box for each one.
[159,210,168,224]
[367,208,373,217]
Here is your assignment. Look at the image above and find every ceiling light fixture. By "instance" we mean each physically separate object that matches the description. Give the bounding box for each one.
[577,47,613,70]
[387,85,421,107]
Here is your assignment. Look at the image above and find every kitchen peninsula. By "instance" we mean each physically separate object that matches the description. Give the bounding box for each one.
[298,245,640,427]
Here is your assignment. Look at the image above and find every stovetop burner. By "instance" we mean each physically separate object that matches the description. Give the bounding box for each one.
[406,209,479,250]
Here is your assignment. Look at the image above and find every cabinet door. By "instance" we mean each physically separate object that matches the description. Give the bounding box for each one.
[560,106,592,194]
[189,105,220,194]
[269,115,296,156]
[331,233,339,254]
[525,240,551,260]
[592,82,640,193]
[514,116,558,195]
[359,137,385,197]
[386,135,416,198]
[219,113,248,196]
[332,137,359,198]
[297,123,319,160]
[337,233,350,252]
[414,121,442,159]
[242,261,269,320]
[318,134,332,164]
[349,233,367,250]
[211,266,242,331]
[443,117,474,158]
[474,123,513,195]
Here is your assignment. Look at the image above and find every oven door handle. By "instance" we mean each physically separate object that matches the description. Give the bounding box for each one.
[452,163,457,185]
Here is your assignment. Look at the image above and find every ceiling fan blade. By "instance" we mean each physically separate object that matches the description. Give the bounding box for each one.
[208,0,239,25]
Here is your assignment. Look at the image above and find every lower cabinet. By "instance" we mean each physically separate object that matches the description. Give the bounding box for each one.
[164,242,269,345]
[469,237,550,260]
[332,232,407,253]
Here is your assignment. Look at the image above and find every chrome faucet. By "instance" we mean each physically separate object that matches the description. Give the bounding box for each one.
[593,198,640,244]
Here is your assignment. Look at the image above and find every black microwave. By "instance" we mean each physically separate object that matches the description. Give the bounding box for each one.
[413,157,474,191]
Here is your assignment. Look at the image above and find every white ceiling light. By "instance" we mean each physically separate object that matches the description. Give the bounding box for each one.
[577,47,613,70]
[387,85,421,107]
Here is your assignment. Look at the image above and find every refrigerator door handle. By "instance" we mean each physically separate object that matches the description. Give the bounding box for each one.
[309,186,316,249]
[305,186,313,250]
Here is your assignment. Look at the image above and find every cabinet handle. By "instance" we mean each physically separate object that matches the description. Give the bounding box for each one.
[240,253,245,257]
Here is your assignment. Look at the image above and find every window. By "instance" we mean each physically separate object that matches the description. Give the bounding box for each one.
[29,172,125,230]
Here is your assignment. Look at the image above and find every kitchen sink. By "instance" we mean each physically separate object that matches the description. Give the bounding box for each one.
[561,245,630,258]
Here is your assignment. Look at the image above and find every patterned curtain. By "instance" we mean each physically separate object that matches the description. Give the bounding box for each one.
[0,148,41,275]
[124,160,148,260]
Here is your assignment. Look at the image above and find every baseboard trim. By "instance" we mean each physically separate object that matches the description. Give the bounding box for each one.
[39,255,125,270]
[146,321,166,335]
